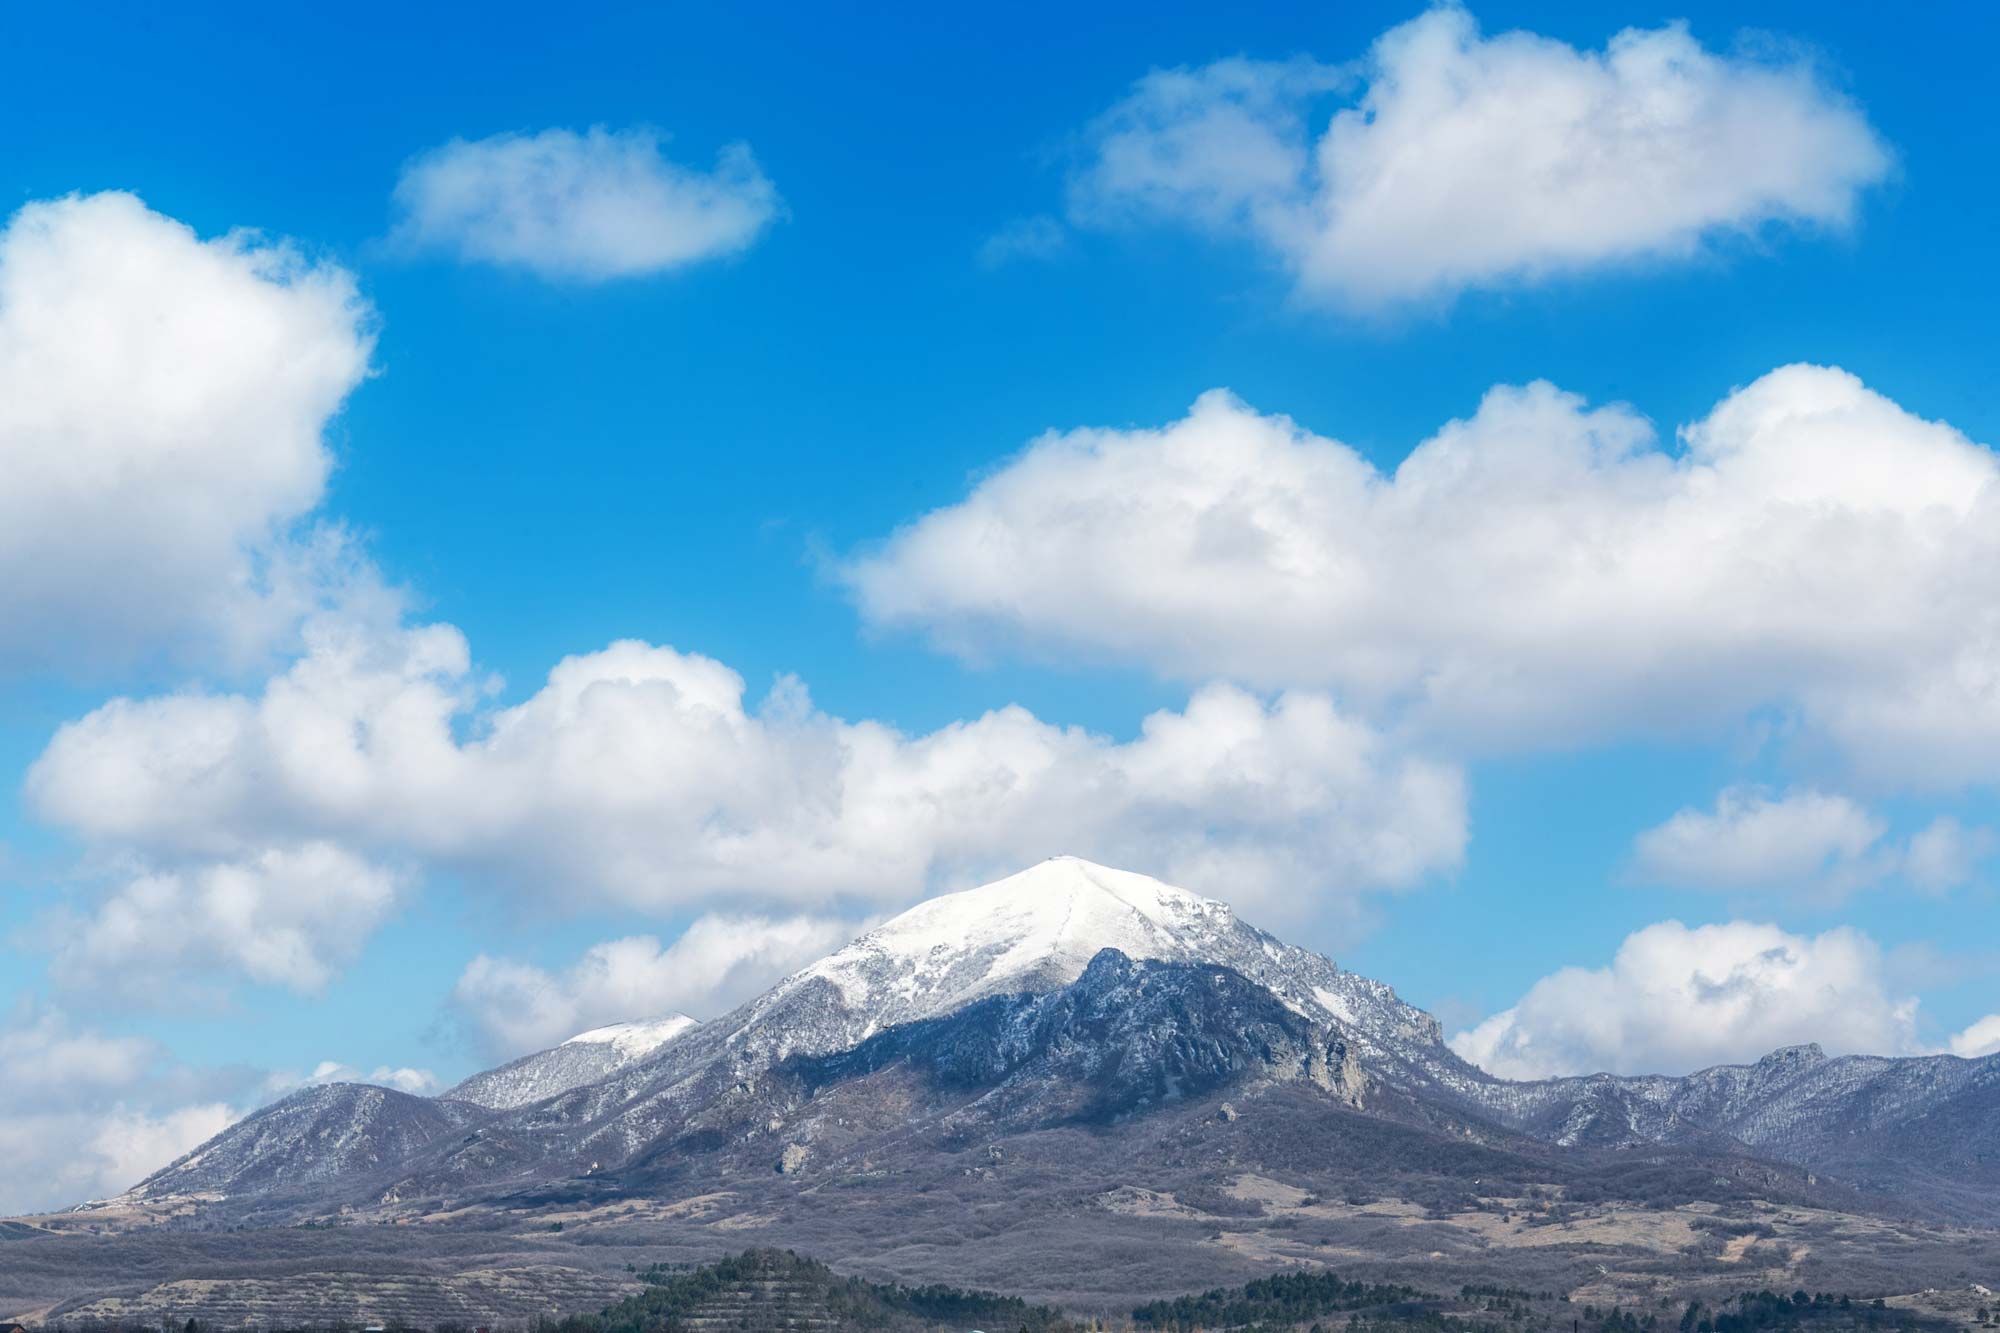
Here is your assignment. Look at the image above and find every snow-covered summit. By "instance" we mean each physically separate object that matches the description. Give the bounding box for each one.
[790,857,1238,1025]
[562,1014,699,1060]
[815,858,1225,985]
[691,856,1444,1079]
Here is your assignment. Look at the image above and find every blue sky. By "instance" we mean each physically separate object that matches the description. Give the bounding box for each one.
[1,1,1997,1212]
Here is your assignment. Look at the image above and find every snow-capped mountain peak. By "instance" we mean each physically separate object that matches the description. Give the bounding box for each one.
[115,859,2000,1231]
[791,856,1239,1024]
[706,856,1440,1080]
[561,1014,699,1060]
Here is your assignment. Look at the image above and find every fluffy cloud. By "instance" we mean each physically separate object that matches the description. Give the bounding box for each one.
[1451,920,1923,1079]
[0,1004,442,1213]
[0,192,375,676]
[0,1005,154,1093]
[1950,1015,2000,1059]
[0,1103,241,1214]
[0,1005,237,1214]
[0,999,465,1213]
[26,615,1464,993]
[451,915,856,1059]
[1635,788,1881,887]
[392,126,781,281]
[1068,7,1890,307]
[43,843,405,1000]
[845,366,2000,777]
[270,1060,439,1096]
[1632,788,1987,899]
[1070,55,1348,238]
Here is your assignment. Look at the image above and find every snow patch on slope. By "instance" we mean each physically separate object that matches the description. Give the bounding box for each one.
[562,1015,699,1060]
[446,1014,703,1110]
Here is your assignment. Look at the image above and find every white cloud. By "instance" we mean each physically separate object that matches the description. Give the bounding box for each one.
[26,614,1465,994]
[0,1005,238,1214]
[269,1060,439,1097]
[1070,56,1348,236]
[1069,7,1891,308]
[1631,788,1986,899]
[0,191,376,677]
[0,1005,155,1095]
[72,1104,241,1202]
[42,843,405,1001]
[1949,1014,2000,1059]
[392,125,781,281]
[1634,788,1883,889]
[1450,920,1923,1079]
[0,1001,456,1212]
[451,915,856,1059]
[1901,818,1994,894]
[845,366,2000,777]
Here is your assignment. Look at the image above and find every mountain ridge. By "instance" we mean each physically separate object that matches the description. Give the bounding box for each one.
[447,1014,701,1111]
[100,858,2000,1226]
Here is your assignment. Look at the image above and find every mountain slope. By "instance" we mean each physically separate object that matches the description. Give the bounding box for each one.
[113,858,2000,1226]
[788,948,1366,1126]
[134,1083,483,1200]
[448,1015,700,1111]
[1463,1041,2000,1213]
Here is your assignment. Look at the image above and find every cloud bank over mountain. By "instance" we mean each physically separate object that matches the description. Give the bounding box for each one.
[28,618,1466,998]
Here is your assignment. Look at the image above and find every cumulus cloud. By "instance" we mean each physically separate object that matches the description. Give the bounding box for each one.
[846,366,2000,777]
[268,1060,439,1097]
[5,1103,240,1213]
[451,915,856,1059]
[1070,55,1349,236]
[392,125,781,281]
[1901,818,1996,893]
[0,1005,155,1093]
[1632,788,1987,899]
[0,1004,440,1213]
[0,1005,237,1214]
[0,191,376,677]
[1950,1014,2000,1059]
[1068,6,1891,307]
[42,843,405,1001]
[25,614,1464,995]
[1635,788,1881,887]
[1450,920,1923,1079]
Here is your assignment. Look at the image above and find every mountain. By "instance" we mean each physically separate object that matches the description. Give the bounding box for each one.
[1465,1041,2000,1214]
[448,1015,700,1110]
[790,947,1369,1122]
[135,1082,484,1199]
[112,858,2000,1230]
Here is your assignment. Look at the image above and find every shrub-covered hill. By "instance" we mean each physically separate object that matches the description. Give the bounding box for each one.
[1132,1270,1436,1331]
[1128,1276,1971,1333]
[547,1248,1078,1333]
